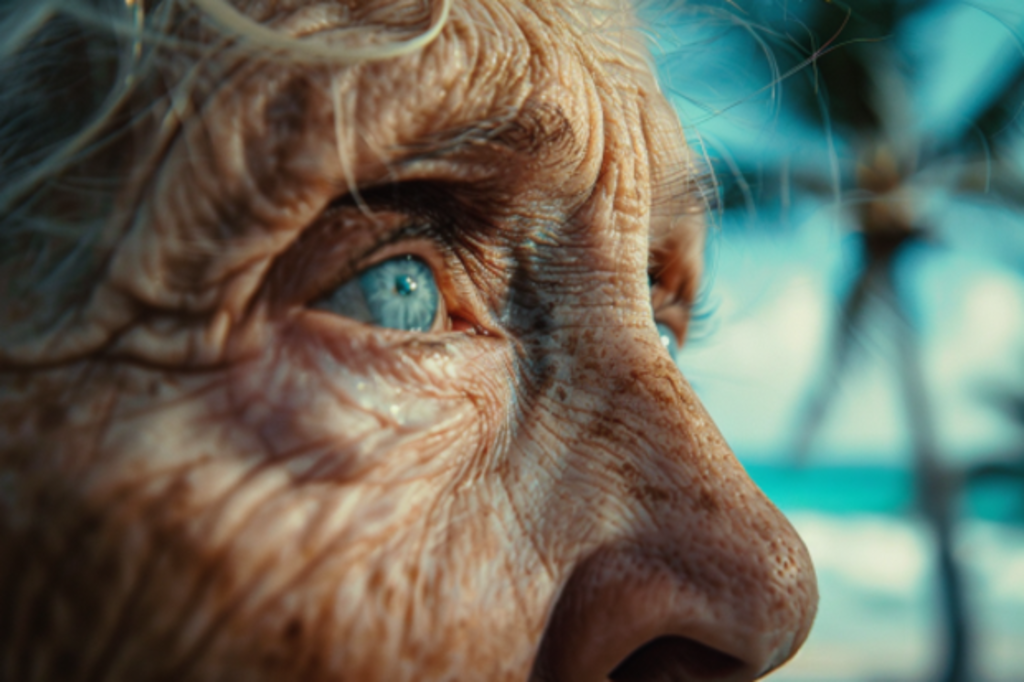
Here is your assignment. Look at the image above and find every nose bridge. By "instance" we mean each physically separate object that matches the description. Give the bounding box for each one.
[567,334,818,674]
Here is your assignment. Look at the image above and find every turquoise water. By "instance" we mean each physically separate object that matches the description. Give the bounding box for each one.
[742,462,1023,523]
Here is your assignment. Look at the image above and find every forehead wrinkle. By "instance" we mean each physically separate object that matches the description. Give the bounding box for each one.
[643,111,705,249]
[371,1,570,164]
[648,161,707,247]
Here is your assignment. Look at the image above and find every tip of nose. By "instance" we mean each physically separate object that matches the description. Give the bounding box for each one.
[769,522,819,654]
[528,527,818,682]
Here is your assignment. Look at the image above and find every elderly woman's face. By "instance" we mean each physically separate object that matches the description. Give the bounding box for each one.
[0,1,816,680]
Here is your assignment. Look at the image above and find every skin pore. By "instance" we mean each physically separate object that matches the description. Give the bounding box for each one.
[0,1,817,681]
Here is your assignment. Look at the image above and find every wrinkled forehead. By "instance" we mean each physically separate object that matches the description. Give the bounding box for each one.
[182,0,704,275]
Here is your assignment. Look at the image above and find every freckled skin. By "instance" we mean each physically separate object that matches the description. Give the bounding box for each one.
[0,2,816,682]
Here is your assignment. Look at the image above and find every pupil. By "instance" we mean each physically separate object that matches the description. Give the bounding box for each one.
[395,274,418,296]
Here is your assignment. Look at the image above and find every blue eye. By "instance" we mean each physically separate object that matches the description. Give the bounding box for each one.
[316,255,440,332]
[656,321,678,358]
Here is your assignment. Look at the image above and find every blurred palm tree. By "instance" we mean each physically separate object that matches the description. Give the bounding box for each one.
[683,1,1024,680]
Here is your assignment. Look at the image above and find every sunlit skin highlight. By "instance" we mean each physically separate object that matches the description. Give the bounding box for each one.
[0,1,816,681]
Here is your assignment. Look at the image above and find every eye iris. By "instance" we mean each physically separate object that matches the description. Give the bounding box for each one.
[359,256,439,332]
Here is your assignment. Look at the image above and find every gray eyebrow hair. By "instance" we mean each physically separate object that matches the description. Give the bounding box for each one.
[394,100,581,164]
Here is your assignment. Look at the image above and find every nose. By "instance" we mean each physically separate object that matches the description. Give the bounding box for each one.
[530,344,817,682]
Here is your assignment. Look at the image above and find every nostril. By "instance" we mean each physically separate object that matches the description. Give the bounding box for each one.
[608,636,745,682]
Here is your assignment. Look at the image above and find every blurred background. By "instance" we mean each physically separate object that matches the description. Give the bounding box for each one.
[645,0,1024,680]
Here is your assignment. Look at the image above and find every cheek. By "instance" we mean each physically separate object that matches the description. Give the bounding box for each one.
[234,315,504,483]
[0,318,524,678]
[101,317,512,539]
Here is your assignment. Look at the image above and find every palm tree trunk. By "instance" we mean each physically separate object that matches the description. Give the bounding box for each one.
[892,289,970,682]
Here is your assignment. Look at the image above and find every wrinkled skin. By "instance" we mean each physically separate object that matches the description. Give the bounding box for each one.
[0,1,817,681]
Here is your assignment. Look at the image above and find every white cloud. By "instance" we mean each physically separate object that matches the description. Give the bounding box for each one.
[680,223,1024,463]
[678,270,831,457]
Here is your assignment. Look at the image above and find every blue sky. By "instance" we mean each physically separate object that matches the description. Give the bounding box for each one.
[647,6,1024,677]
[653,0,1024,467]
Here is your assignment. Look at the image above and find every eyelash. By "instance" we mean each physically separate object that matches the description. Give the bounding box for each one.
[648,271,715,348]
[299,180,709,346]
[334,233,434,292]
[680,292,716,344]
[317,241,705,349]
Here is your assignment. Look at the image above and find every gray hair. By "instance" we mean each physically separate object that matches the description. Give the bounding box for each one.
[0,0,451,217]
[0,0,454,359]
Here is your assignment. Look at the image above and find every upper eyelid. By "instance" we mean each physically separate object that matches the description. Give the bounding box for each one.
[317,180,509,286]
[649,274,694,335]
[265,196,449,315]
[278,178,501,316]
[316,225,447,298]
[357,235,451,275]
[648,270,679,303]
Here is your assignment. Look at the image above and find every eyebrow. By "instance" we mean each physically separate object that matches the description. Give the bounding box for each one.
[392,97,708,262]
[395,100,581,164]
